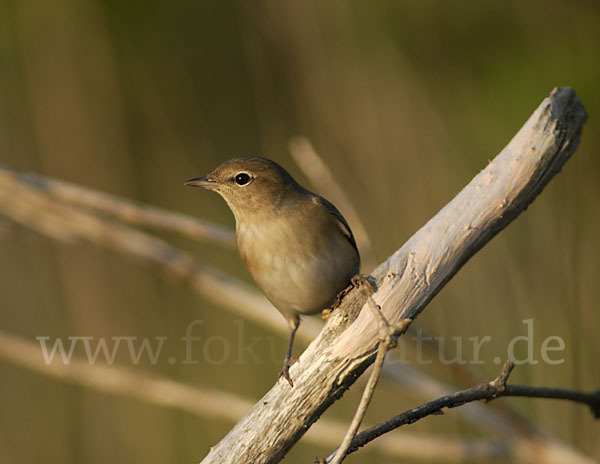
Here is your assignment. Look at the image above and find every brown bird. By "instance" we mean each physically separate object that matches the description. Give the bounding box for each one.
[186,157,360,386]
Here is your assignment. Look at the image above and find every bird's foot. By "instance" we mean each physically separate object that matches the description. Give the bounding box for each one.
[278,357,297,387]
[329,274,377,314]
[351,273,377,293]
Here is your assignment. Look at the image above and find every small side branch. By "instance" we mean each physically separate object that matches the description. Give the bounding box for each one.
[325,360,600,462]
[330,291,412,464]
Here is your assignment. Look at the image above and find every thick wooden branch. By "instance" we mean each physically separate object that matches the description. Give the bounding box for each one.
[200,87,587,464]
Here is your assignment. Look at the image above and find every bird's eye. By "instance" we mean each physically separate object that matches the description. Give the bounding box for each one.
[234,172,251,186]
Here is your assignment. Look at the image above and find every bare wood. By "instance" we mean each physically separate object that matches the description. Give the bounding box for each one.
[200,87,587,463]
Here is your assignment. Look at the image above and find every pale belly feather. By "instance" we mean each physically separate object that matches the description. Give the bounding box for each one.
[237,219,356,321]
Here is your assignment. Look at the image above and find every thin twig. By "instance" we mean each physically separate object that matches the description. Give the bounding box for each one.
[325,360,600,462]
[0,330,252,422]
[17,169,236,248]
[329,333,387,464]
[330,296,411,464]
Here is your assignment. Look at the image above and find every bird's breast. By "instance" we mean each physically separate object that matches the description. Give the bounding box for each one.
[236,218,358,317]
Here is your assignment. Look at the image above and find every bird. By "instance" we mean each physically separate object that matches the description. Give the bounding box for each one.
[185,156,360,386]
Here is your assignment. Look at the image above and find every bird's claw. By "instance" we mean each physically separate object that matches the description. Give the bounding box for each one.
[351,273,377,293]
[278,357,296,387]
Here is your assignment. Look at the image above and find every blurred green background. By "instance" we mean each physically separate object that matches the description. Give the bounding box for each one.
[0,0,599,462]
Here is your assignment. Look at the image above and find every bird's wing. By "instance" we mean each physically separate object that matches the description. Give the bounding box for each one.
[312,195,359,257]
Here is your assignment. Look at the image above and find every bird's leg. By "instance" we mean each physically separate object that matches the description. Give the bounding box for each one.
[278,322,299,387]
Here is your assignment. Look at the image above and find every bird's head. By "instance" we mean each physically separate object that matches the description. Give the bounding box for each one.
[185,156,304,218]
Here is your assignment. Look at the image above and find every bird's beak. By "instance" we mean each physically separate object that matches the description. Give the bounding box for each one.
[184,176,217,189]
